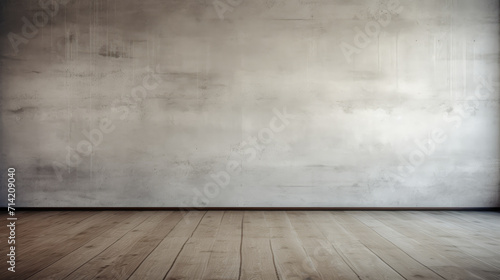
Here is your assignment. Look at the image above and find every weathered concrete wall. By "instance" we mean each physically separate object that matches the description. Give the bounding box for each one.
[1,0,499,207]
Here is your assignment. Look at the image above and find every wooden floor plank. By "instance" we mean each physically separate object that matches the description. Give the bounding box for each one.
[17,211,96,244]
[127,211,206,280]
[18,212,117,254]
[164,211,225,280]
[2,210,500,280]
[354,211,491,280]
[190,211,225,239]
[333,211,443,280]
[405,211,500,269]
[450,212,500,231]
[201,211,244,280]
[374,211,499,279]
[1,211,128,280]
[26,212,151,280]
[240,211,279,280]
[287,211,360,280]
[438,212,500,242]
[64,211,183,280]
[308,211,405,280]
[265,211,323,280]
[387,211,500,277]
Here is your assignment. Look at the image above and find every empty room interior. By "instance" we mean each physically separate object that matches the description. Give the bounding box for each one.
[1,0,500,279]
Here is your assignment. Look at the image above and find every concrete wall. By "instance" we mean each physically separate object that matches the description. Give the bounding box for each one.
[1,0,499,207]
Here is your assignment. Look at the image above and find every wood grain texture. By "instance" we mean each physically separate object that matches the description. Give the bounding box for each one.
[1,211,499,280]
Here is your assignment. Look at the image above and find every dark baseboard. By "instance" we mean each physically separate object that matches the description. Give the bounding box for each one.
[8,207,500,211]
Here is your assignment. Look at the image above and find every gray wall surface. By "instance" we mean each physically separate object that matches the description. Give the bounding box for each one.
[1,0,499,207]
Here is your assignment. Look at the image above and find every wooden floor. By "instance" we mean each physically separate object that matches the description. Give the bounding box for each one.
[1,211,500,280]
